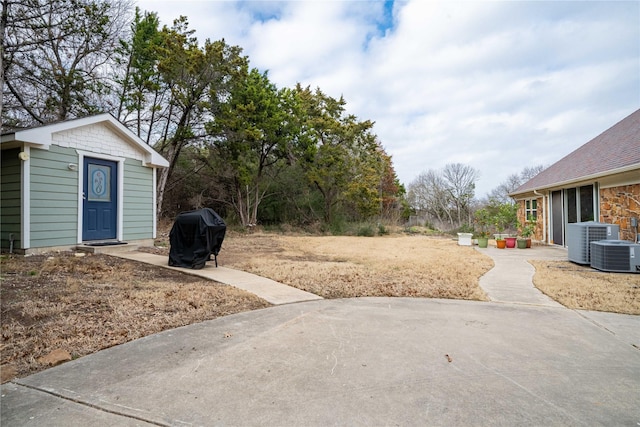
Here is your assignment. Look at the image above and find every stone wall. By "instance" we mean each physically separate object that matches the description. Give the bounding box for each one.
[516,197,544,241]
[599,184,640,242]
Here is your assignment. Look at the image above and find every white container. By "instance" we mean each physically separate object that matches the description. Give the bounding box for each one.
[457,233,473,246]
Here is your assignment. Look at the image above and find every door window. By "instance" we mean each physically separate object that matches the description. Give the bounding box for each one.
[566,188,577,223]
[580,185,594,221]
[87,164,111,202]
[565,185,594,223]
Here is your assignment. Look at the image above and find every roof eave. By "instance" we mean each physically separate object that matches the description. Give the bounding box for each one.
[1,114,169,168]
[143,153,170,168]
[509,163,640,197]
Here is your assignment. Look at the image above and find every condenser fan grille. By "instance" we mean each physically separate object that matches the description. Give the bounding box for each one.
[591,244,630,272]
[567,222,619,264]
[590,240,640,273]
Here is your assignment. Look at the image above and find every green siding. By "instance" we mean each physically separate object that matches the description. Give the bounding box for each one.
[122,159,154,240]
[1,148,22,249]
[30,218,77,232]
[2,144,157,249]
[31,199,77,209]
[29,145,79,248]
[31,173,78,188]
[2,206,21,216]
[1,181,21,192]
[28,229,79,240]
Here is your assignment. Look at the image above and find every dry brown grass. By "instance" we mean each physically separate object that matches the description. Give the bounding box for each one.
[1,232,493,381]
[1,252,270,381]
[220,233,492,300]
[531,260,640,315]
[5,228,636,383]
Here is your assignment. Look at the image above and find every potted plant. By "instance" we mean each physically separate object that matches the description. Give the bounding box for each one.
[476,231,490,248]
[518,220,536,248]
[492,203,516,249]
[499,203,518,248]
[493,217,507,249]
[473,208,491,248]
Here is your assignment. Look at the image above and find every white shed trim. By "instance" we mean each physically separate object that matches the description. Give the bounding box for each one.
[2,114,169,168]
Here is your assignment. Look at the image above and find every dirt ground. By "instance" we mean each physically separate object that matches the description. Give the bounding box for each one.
[531,260,640,315]
[219,233,491,300]
[0,250,270,382]
[2,229,638,383]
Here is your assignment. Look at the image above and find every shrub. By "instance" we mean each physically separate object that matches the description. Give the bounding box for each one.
[457,223,474,234]
[328,217,347,235]
[356,224,376,237]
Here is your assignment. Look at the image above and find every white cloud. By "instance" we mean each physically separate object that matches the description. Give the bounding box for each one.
[245,2,370,87]
[136,0,639,197]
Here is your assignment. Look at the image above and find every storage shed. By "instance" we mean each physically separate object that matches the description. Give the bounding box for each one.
[1,114,169,254]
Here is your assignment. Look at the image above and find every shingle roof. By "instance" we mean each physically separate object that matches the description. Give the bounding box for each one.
[512,108,640,194]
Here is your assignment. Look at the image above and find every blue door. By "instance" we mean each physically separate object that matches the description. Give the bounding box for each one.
[83,158,117,241]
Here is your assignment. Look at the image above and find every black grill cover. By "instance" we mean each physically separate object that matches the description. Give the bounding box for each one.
[168,208,226,269]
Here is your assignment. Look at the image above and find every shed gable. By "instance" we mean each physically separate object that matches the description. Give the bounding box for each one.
[53,123,144,162]
[2,114,169,168]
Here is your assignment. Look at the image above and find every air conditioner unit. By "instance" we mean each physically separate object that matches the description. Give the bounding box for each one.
[590,240,640,273]
[567,222,620,264]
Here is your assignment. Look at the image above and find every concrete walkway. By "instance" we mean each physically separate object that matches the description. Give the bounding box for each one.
[477,244,567,307]
[115,244,568,308]
[2,298,639,426]
[112,251,322,305]
[2,245,639,426]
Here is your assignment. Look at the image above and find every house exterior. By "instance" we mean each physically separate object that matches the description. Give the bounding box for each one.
[1,114,169,254]
[510,108,640,246]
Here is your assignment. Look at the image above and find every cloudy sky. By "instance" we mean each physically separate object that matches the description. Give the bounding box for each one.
[136,0,639,197]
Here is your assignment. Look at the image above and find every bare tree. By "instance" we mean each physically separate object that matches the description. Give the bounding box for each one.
[2,0,131,129]
[0,0,8,123]
[442,163,479,226]
[408,163,480,229]
[520,165,545,182]
[407,169,453,227]
[486,164,546,203]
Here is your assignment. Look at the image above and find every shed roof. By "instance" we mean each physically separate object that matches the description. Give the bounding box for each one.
[512,108,640,195]
[1,113,169,168]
